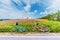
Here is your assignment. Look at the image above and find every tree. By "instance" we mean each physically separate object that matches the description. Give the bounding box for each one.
[41,11,60,21]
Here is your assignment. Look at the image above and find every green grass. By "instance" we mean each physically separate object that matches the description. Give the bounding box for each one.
[0,19,60,33]
[46,21,60,32]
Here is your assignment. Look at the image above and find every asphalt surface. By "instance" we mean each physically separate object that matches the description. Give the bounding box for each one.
[0,33,60,40]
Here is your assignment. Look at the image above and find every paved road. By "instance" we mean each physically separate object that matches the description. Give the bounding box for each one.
[0,33,60,40]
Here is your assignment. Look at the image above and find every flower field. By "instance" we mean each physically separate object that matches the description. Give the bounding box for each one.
[0,19,60,33]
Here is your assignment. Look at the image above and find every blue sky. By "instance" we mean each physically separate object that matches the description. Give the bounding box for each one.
[0,0,60,19]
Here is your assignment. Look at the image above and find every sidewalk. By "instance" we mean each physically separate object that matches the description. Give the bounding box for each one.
[0,33,60,40]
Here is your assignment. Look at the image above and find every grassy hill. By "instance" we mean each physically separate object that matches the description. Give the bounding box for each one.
[0,19,60,33]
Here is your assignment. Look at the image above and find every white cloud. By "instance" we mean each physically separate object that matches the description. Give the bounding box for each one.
[47,0,60,13]
[24,4,31,11]
[40,0,60,16]
[0,7,27,19]
[0,0,11,5]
